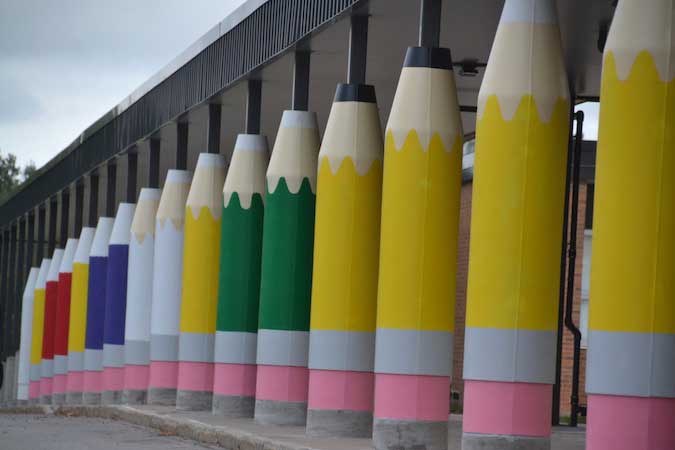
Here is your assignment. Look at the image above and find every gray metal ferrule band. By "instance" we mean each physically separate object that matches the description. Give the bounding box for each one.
[41,359,53,378]
[256,329,309,367]
[178,332,215,363]
[214,331,257,364]
[586,330,675,398]
[463,327,557,384]
[308,330,375,372]
[84,349,103,371]
[125,340,150,365]
[150,334,179,362]
[30,364,41,381]
[68,352,84,372]
[103,344,125,368]
[374,329,453,376]
[54,356,68,375]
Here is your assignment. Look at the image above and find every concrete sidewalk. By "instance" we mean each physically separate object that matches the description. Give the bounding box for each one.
[0,404,586,450]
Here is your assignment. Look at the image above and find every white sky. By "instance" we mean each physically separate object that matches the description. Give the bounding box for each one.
[0,0,247,168]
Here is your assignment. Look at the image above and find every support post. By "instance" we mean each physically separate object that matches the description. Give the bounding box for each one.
[36,206,45,263]
[106,161,117,217]
[176,123,188,171]
[245,80,262,135]
[347,14,369,84]
[127,151,138,203]
[419,0,442,48]
[60,189,70,246]
[88,172,99,228]
[149,139,160,189]
[48,198,58,254]
[206,103,222,154]
[292,51,310,111]
[74,181,84,238]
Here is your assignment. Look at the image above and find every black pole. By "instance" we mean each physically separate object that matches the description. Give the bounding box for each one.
[127,151,138,203]
[0,229,8,363]
[419,0,441,48]
[176,123,188,171]
[14,217,26,354]
[149,139,161,189]
[60,189,70,246]
[74,181,84,237]
[36,206,45,263]
[246,79,262,135]
[48,198,58,255]
[292,50,310,111]
[26,212,35,269]
[106,161,117,217]
[88,172,99,228]
[206,103,222,154]
[564,111,584,427]
[347,14,369,85]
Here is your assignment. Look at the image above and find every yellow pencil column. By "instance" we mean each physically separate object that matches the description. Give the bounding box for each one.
[586,2,675,449]
[29,258,51,404]
[176,153,226,411]
[461,1,570,449]
[373,46,463,450]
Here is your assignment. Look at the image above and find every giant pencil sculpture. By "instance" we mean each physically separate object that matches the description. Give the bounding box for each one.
[461,1,569,449]
[213,134,268,417]
[29,258,51,404]
[102,203,135,404]
[255,110,320,426]
[52,238,78,405]
[176,154,226,410]
[123,188,161,404]
[148,170,192,405]
[40,248,63,404]
[587,2,675,449]
[65,227,95,404]
[16,267,39,403]
[306,84,383,437]
[373,46,463,450]
[83,217,114,405]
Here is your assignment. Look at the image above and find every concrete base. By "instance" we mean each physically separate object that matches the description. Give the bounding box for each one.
[39,395,52,405]
[28,398,39,406]
[147,388,176,406]
[82,392,101,405]
[66,392,83,405]
[5,357,15,403]
[462,433,550,450]
[51,393,66,406]
[212,394,254,417]
[176,390,212,411]
[306,408,373,438]
[122,389,147,405]
[15,400,28,406]
[102,390,122,405]
[254,399,307,426]
[373,418,447,450]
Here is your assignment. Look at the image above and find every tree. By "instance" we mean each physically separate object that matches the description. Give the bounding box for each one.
[0,151,20,200]
[0,150,37,202]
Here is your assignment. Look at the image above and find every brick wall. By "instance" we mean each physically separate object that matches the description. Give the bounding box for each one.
[451,181,589,416]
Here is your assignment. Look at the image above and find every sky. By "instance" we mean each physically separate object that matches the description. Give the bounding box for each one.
[0,0,246,168]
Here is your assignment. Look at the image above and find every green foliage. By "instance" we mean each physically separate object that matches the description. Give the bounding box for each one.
[0,149,37,202]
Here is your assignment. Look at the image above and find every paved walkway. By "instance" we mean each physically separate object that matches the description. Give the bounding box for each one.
[0,404,586,450]
[0,414,216,450]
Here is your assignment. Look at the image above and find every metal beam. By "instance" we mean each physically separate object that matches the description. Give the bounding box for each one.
[0,228,8,360]
[48,197,57,254]
[176,123,188,171]
[74,181,84,237]
[106,161,117,217]
[419,0,442,48]
[206,103,222,155]
[246,79,262,135]
[348,14,369,84]
[59,189,70,247]
[127,151,138,203]
[36,206,45,262]
[88,172,99,228]
[292,50,311,111]
[149,139,161,188]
